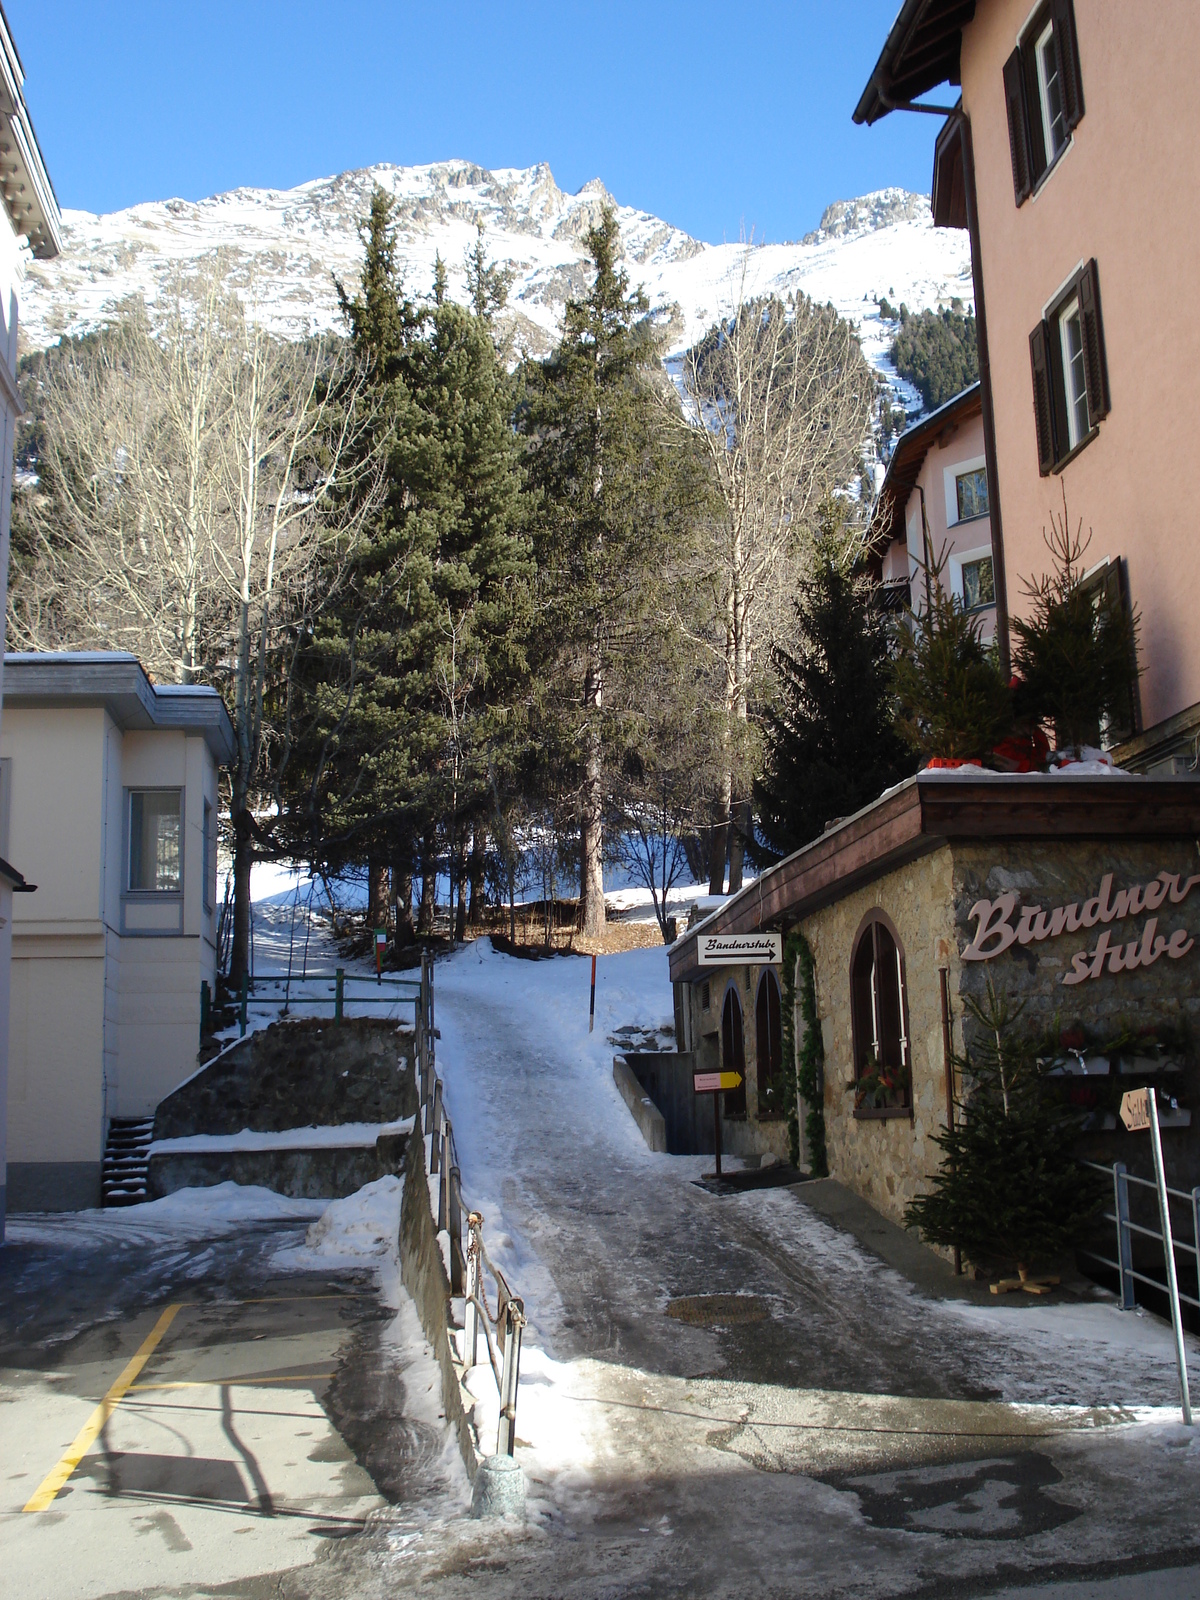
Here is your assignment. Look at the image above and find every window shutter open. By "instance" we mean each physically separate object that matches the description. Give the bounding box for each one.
[1050,0,1085,133]
[1029,320,1057,474]
[1003,48,1033,204]
[1077,258,1110,422]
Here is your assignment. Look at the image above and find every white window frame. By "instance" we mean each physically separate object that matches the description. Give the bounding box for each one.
[1033,18,1067,165]
[1057,294,1090,449]
[948,543,996,611]
[202,798,214,914]
[942,454,988,529]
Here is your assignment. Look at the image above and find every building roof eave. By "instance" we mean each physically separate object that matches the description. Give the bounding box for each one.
[853,0,976,128]
[3,653,237,765]
[873,380,982,547]
[668,773,1200,984]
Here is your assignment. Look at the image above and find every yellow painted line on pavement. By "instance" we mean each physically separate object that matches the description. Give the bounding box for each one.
[128,1373,335,1391]
[23,1303,183,1512]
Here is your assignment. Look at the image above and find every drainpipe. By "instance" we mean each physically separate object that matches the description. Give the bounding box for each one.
[958,114,1011,675]
[916,485,933,614]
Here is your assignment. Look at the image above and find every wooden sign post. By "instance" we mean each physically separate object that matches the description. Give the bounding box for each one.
[694,1069,742,1179]
[374,928,387,984]
[1120,1086,1193,1425]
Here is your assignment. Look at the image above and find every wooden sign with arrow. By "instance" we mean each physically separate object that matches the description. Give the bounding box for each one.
[694,1069,742,1179]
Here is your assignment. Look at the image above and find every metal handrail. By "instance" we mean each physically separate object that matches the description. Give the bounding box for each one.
[416,952,525,1458]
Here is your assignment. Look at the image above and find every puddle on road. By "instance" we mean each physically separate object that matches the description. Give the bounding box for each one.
[828,1450,1081,1540]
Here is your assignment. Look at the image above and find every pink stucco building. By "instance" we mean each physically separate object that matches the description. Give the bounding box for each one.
[874,381,997,645]
[857,0,1198,769]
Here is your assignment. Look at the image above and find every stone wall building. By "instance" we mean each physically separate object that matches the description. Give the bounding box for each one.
[669,774,1200,1230]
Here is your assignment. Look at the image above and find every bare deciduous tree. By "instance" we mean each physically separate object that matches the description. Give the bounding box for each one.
[668,253,875,892]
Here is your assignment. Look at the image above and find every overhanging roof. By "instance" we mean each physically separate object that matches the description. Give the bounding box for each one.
[3,652,236,764]
[873,381,981,547]
[0,4,60,258]
[668,771,1200,983]
[854,0,976,127]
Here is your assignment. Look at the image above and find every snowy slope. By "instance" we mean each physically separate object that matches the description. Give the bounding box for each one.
[22,160,971,393]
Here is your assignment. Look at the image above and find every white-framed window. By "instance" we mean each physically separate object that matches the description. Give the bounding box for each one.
[943,454,989,528]
[1033,18,1068,166]
[955,465,989,523]
[1057,295,1090,449]
[962,555,996,611]
[128,789,182,894]
[1029,259,1109,474]
[948,544,996,613]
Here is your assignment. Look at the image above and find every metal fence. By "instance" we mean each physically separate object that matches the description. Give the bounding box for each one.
[216,968,422,1036]
[416,954,526,1458]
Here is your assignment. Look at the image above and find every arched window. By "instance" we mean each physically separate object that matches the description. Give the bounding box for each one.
[850,910,911,1113]
[755,968,784,1115]
[721,985,748,1118]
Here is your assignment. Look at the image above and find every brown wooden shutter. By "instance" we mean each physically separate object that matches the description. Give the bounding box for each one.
[1029,320,1057,474]
[1051,0,1085,133]
[1077,258,1110,422]
[1003,48,1033,204]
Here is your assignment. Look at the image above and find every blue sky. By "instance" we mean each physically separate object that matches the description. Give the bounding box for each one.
[8,1,939,244]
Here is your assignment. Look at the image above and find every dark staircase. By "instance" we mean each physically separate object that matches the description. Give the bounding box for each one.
[102,1117,155,1207]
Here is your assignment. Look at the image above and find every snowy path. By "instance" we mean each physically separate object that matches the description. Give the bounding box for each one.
[435,940,1200,1414]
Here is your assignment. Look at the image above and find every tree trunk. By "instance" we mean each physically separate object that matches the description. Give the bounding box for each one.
[230,805,254,986]
[392,842,415,948]
[418,827,437,936]
[367,854,390,930]
[454,833,468,943]
[468,825,485,926]
[579,655,606,938]
[727,797,752,895]
[707,793,730,896]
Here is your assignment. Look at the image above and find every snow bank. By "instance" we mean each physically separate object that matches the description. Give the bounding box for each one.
[150,1118,414,1156]
[275,1173,404,1306]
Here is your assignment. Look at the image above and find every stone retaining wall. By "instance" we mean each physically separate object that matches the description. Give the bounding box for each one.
[148,1136,407,1200]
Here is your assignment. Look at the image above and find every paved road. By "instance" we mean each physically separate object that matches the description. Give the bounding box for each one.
[0,1207,453,1600]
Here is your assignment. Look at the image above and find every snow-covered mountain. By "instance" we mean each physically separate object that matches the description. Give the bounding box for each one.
[22,160,971,397]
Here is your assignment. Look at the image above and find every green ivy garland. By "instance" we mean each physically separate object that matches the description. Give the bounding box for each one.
[781,929,828,1176]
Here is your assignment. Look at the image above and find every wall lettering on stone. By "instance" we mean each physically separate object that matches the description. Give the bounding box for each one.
[961,871,1199,987]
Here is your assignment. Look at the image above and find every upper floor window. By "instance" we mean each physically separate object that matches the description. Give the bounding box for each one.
[1029,259,1110,474]
[1003,0,1084,205]
[129,789,181,894]
[202,799,215,913]
[962,555,995,611]
[955,466,989,523]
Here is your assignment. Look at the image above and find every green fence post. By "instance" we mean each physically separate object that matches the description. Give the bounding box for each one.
[335,967,345,1024]
[239,974,248,1038]
[200,979,210,1045]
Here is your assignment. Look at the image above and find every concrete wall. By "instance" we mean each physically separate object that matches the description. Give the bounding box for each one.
[960,0,1200,743]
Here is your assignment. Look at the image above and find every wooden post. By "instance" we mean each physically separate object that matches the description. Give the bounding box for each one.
[713,1090,722,1180]
[238,973,248,1038]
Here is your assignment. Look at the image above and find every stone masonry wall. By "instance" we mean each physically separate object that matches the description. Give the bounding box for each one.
[799,847,958,1231]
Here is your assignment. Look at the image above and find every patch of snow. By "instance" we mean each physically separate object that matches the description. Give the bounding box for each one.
[149,1118,414,1156]
[275,1173,404,1305]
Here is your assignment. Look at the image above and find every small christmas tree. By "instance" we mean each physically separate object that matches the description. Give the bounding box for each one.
[1012,490,1140,754]
[892,544,1012,764]
[905,982,1104,1280]
[754,522,916,858]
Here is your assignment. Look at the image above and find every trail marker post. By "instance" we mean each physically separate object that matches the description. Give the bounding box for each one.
[374,928,387,984]
[1120,1086,1193,1424]
[589,954,596,1033]
[694,1070,742,1179]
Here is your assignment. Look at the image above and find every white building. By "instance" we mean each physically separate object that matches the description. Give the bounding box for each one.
[0,13,62,1237]
[3,654,234,1210]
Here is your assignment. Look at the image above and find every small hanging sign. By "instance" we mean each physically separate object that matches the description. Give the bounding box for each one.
[1119,1087,1151,1131]
[694,1070,743,1093]
[697,932,783,966]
